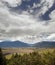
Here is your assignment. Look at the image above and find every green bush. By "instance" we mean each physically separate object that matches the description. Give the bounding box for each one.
[7,50,55,65]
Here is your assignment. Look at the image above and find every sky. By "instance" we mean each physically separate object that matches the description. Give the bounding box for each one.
[0,0,55,44]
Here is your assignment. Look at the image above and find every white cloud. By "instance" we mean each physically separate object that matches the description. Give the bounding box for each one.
[2,0,22,7]
[45,33,55,41]
[49,10,55,20]
[39,0,54,15]
[0,0,55,43]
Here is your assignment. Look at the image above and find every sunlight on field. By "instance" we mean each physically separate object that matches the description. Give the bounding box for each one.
[5,54,12,59]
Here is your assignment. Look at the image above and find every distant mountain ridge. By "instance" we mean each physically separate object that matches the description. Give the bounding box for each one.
[0,40,55,48]
[0,41,30,48]
[33,41,55,48]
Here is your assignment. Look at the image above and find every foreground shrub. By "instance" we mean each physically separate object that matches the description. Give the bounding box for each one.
[0,48,7,65]
[6,49,55,65]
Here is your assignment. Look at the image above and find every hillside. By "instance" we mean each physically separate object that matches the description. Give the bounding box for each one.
[0,41,30,48]
[33,41,55,48]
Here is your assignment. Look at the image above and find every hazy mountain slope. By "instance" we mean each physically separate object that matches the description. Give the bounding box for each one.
[0,41,30,47]
[33,41,55,48]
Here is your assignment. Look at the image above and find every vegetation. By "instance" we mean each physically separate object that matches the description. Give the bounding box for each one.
[0,48,7,65]
[0,48,55,65]
[7,49,55,65]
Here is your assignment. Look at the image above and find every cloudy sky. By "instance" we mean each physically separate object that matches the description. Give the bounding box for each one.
[0,0,55,44]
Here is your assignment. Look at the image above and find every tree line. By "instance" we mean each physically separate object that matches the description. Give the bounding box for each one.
[0,48,55,65]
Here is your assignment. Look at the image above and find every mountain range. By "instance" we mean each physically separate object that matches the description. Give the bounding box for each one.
[0,41,30,48]
[0,41,55,48]
[33,41,55,48]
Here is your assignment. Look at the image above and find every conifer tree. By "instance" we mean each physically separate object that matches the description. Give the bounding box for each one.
[0,48,7,65]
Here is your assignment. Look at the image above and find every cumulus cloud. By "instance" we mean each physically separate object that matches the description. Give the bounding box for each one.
[45,33,55,41]
[2,0,22,7]
[49,10,55,20]
[0,0,55,43]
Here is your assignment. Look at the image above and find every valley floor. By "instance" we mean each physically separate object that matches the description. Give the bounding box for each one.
[2,48,55,59]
